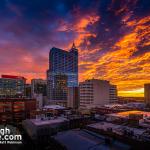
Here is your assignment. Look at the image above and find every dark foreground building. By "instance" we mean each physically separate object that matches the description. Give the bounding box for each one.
[47,43,78,106]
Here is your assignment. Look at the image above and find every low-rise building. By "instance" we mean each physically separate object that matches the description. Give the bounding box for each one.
[87,122,145,141]
[106,110,150,125]
[118,97,144,103]
[0,98,36,124]
[22,117,69,142]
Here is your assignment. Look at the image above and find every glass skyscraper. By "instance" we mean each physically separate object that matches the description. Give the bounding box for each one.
[47,43,78,104]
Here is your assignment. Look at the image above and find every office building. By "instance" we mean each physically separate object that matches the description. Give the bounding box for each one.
[31,79,47,97]
[47,43,78,106]
[25,84,31,98]
[144,83,150,106]
[109,84,118,103]
[79,79,118,109]
[0,75,26,98]
[31,79,47,109]
[35,94,44,109]
[67,87,79,109]
[0,98,36,124]
[51,74,68,101]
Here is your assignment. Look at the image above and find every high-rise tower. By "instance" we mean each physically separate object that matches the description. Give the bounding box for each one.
[47,43,78,106]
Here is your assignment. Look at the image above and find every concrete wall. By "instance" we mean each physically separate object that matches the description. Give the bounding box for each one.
[79,79,113,109]
[93,80,110,106]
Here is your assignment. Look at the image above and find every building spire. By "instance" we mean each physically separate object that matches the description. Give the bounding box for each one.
[72,42,76,49]
[70,41,78,52]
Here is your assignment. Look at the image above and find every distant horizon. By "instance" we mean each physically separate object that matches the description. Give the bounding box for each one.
[0,73,146,98]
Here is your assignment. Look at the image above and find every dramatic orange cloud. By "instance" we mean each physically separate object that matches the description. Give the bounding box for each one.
[78,15,150,97]
[0,0,149,98]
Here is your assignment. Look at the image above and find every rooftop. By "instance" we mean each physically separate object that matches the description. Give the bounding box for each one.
[1,74,26,80]
[43,105,65,110]
[87,122,145,136]
[104,104,124,109]
[107,110,150,118]
[54,129,130,150]
[0,98,36,101]
[30,117,67,126]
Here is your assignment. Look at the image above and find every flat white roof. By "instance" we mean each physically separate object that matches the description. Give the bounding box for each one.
[31,117,67,126]
[104,104,124,108]
[43,105,65,110]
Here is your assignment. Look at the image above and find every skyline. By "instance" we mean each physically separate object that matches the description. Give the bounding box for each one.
[0,0,150,97]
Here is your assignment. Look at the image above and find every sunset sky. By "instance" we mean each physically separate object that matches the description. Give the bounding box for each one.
[0,0,150,97]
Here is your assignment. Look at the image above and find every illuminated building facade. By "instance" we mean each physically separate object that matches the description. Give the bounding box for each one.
[0,75,26,98]
[79,79,118,109]
[47,43,78,105]
[0,98,36,124]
